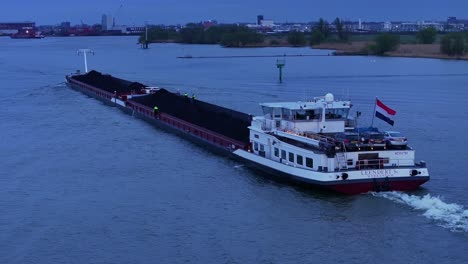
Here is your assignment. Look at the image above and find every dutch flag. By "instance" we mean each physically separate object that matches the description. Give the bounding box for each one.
[375,98,396,126]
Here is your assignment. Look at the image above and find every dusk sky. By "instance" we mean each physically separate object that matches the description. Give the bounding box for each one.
[3,0,468,25]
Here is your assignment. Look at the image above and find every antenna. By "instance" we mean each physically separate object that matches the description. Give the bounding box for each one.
[77,49,94,73]
[114,3,124,25]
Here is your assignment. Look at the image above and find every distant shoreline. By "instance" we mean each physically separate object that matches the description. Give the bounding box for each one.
[146,39,468,60]
[4,33,466,61]
[312,42,468,61]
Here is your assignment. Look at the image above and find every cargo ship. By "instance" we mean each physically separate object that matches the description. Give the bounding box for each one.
[10,27,44,39]
[66,70,429,194]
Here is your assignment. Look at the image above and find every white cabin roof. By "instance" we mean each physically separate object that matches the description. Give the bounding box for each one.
[260,99,351,110]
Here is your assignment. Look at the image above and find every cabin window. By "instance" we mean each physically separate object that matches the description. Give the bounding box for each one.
[281,150,286,159]
[254,142,259,151]
[306,158,313,168]
[358,153,378,160]
[254,134,259,139]
[297,155,303,165]
[274,147,279,157]
[288,152,294,163]
[260,144,265,151]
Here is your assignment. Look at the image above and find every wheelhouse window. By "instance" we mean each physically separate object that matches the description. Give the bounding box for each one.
[274,147,279,157]
[273,108,282,119]
[281,150,286,159]
[293,109,321,120]
[293,109,308,120]
[306,158,313,168]
[262,106,273,118]
[324,108,349,120]
[289,152,294,163]
[297,155,303,165]
[282,108,292,120]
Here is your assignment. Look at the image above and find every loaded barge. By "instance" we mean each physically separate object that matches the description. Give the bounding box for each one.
[66,70,429,194]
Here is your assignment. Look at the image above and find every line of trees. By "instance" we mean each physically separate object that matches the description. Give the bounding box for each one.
[367,29,468,57]
[369,34,400,55]
[308,18,349,45]
[287,17,349,47]
[440,33,466,56]
[139,24,264,47]
[416,27,437,44]
[141,21,467,57]
[414,27,466,56]
[287,31,306,46]
[414,27,467,56]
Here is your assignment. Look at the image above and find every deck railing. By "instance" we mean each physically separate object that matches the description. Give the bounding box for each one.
[348,158,415,170]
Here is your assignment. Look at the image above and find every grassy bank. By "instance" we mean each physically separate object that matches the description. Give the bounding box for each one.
[312,42,468,60]
[145,31,468,60]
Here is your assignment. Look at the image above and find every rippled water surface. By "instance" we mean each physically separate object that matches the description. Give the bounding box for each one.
[0,36,467,263]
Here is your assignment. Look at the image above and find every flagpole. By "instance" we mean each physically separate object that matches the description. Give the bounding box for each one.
[371,97,377,128]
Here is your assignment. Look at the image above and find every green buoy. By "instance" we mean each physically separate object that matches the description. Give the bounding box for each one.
[142,25,149,49]
[276,58,286,83]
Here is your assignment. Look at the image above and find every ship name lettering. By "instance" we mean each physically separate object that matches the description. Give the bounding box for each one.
[395,151,409,155]
[360,169,397,177]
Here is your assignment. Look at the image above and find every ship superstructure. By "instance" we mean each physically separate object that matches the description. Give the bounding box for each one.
[233,93,429,194]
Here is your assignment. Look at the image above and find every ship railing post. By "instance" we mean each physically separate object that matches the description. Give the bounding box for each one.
[370,97,377,128]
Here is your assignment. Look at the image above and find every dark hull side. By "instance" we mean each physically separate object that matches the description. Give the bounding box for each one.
[130,109,236,157]
[66,78,242,157]
[67,77,116,107]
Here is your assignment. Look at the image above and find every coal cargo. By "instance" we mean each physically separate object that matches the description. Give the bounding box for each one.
[72,70,146,94]
[130,89,251,144]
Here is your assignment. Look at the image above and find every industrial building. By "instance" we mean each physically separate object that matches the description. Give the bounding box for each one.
[0,22,35,35]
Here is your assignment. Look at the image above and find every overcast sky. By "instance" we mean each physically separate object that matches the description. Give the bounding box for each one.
[3,0,468,25]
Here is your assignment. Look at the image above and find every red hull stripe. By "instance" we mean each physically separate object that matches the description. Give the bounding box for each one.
[329,179,428,195]
[376,98,396,116]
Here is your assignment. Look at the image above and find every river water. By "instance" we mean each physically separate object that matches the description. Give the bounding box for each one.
[0,36,467,263]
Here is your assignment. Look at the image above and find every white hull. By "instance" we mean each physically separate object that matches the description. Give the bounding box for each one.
[233,149,429,194]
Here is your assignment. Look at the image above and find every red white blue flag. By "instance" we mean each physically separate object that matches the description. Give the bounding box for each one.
[375,98,396,126]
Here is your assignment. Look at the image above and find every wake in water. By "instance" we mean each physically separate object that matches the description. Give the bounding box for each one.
[372,192,468,232]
